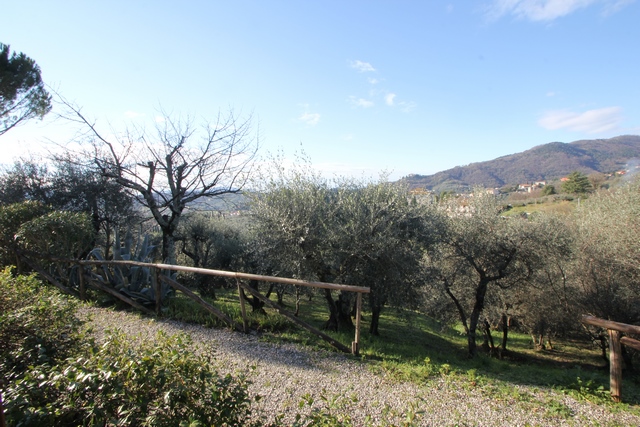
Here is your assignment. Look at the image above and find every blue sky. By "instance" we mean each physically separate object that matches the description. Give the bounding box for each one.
[2,0,639,180]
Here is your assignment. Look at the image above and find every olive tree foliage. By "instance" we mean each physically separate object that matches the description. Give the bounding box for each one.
[62,101,259,264]
[0,157,137,258]
[482,213,577,351]
[572,178,640,325]
[0,200,94,287]
[423,193,556,357]
[176,212,249,298]
[0,43,52,135]
[250,161,433,334]
[0,159,51,205]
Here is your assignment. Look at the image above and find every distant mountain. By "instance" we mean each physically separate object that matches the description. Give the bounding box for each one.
[401,135,640,193]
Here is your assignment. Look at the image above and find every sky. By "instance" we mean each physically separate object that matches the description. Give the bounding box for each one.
[2,0,639,180]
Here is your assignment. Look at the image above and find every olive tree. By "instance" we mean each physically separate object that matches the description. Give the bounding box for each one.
[0,157,138,257]
[176,212,248,297]
[423,193,553,357]
[573,179,640,325]
[483,213,577,351]
[63,102,258,264]
[250,162,432,334]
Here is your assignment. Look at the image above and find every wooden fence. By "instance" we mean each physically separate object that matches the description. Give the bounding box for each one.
[582,315,640,402]
[46,258,370,356]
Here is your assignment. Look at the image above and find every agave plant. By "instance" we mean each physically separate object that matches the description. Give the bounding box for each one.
[87,228,174,307]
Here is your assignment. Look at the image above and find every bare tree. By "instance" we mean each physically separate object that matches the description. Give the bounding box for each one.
[63,102,258,264]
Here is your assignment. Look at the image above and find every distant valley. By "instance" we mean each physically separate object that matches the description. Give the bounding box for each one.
[401,135,640,193]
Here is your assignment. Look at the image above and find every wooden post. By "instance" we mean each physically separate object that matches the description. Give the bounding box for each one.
[352,292,362,355]
[609,329,622,402]
[78,264,86,301]
[151,267,161,316]
[237,280,249,333]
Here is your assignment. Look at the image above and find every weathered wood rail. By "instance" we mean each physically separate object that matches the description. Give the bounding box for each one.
[69,260,370,355]
[582,315,640,402]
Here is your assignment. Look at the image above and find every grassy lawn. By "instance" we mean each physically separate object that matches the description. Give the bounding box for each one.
[163,283,640,412]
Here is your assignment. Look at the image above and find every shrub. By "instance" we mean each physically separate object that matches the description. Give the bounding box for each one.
[3,329,259,427]
[0,267,83,382]
[1,268,259,426]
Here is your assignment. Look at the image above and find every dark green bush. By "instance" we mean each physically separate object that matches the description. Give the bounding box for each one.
[0,267,83,381]
[1,269,259,426]
[4,330,258,427]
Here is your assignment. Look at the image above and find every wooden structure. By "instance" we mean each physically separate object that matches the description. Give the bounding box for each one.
[582,315,640,402]
[71,260,370,355]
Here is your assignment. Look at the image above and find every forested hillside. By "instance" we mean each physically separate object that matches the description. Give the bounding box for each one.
[402,135,640,192]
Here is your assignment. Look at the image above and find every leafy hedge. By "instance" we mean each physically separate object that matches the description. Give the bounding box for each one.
[0,269,258,427]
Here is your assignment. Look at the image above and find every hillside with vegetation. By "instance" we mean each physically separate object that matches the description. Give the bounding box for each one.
[2,129,640,424]
[402,135,640,193]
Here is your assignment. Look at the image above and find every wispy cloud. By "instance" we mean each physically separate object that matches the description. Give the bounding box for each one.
[297,104,320,126]
[349,96,374,108]
[538,106,623,133]
[602,0,636,15]
[385,93,396,106]
[486,0,634,21]
[398,101,417,113]
[350,60,376,73]
[299,111,320,126]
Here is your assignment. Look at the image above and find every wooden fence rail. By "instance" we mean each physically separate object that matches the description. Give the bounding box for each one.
[582,315,640,402]
[70,259,370,355]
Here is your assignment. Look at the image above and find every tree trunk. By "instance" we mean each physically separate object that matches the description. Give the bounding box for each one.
[483,319,497,357]
[323,289,353,331]
[501,313,509,351]
[467,279,489,358]
[294,286,301,317]
[162,230,177,265]
[370,305,381,336]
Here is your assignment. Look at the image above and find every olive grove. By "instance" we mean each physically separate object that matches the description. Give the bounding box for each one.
[249,163,436,334]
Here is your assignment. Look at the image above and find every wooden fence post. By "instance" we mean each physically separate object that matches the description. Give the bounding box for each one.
[609,329,622,402]
[237,280,249,333]
[151,267,161,316]
[352,292,362,356]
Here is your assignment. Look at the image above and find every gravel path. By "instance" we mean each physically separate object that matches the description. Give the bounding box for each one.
[80,306,640,426]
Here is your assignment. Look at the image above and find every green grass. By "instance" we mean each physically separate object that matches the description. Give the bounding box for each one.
[161,284,640,411]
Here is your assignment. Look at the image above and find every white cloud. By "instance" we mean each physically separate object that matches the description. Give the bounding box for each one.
[538,106,623,133]
[398,101,417,113]
[299,111,321,126]
[546,91,556,97]
[350,60,376,73]
[368,77,380,85]
[486,0,633,21]
[385,93,396,106]
[602,0,636,15]
[349,96,374,108]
